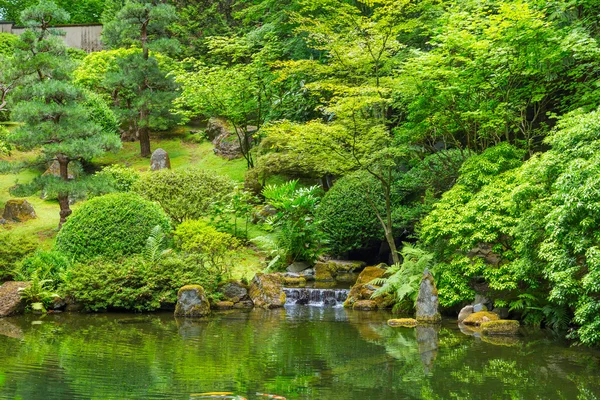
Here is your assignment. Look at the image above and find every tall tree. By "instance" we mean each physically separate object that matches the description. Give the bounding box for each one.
[8,0,121,228]
[102,0,179,157]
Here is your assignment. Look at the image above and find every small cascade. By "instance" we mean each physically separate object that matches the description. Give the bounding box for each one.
[283,288,350,308]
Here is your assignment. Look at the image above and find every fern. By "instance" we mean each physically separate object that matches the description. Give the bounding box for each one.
[371,243,434,308]
[143,225,172,264]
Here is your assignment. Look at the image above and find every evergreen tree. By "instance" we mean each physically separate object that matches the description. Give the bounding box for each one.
[8,0,121,228]
[102,0,179,157]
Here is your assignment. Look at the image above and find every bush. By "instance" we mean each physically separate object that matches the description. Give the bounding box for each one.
[0,232,38,280]
[82,90,119,135]
[174,220,239,278]
[63,254,212,311]
[56,193,171,260]
[317,171,384,255]
[0,33,17,56]
[0,126,12,154]
[96,164,141,192]
[134,168,235,223]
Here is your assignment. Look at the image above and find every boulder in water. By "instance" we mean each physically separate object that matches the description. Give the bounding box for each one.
[314,262,334,281]
[286,261,310,273]
[344,265,393,309]
[388,318,417,327]
[473,303,487,313]
[457,305,474,323]
[213,301,234,310]
[2,199,36,222]
[174,285,210,317]
[462,311,500,326]
[415,269,441,323]
[248,273,286,309]
[219,280,249,303]
[0,282,30,317]
[481,319,520,335]
[150,148,171,171]
[283,276,306,286]
[352,300,378,311]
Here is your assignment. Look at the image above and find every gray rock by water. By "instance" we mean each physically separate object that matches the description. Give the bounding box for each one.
[219,281,249,302]
[150,148,171,171]
[287,261,310,273]
[174,285,210,317]
[458,305,474,323]
[0,282,31,317]
[416,269,441,323]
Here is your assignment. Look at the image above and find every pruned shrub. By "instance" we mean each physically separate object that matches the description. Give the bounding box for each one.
[134,168,235,223]
[0,232,38,280]
[56,193,171,260]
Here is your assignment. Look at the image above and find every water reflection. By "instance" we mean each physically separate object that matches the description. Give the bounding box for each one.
[0,309,599,399]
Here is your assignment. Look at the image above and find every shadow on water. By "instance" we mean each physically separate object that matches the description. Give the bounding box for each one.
[0,308,600,399]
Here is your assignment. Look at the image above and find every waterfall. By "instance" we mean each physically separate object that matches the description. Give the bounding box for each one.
[283,287,350,307]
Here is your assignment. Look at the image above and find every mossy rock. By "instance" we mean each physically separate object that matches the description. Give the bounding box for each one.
[174,285,210,317]
[352,300,378,311]
[314,262,334,281]
[481,319,520,335]
[344,265,389,308]
[248,273,286,309]
[283,276,306,286]
[387,318,417,327]
[2,199,36,222]
[462,311,500,326]
[214,301,234,310]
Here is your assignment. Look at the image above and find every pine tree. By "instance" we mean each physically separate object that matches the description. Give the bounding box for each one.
[102,0,179,157]
[8,0,121,228]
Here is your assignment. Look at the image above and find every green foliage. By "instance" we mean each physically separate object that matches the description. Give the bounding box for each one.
[0,232,38,280]
[210,187,256,241]
[133,168,235,224]
[371,244,434,313]
[63,254,209,311]
[0,0,106,24]
[0,126,11,155]
[258,180,325,266]
[18,273,57,312]
[173,220,239,279]
[95,164,140,192]
[15,250,71,288]
[143,225,172,264]
[55,192,171,260]
[317,171,383,255]
[0,33,17,56]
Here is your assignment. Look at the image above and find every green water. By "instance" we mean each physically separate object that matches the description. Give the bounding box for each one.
[0,307,599,400]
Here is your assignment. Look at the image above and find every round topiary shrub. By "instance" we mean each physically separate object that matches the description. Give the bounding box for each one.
[56,193,171,260]
[316,171,384,256]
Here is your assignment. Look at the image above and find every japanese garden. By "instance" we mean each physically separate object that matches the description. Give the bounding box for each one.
[1,0,600,398]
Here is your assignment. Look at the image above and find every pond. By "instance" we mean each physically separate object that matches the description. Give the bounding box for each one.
[0,307,599,399]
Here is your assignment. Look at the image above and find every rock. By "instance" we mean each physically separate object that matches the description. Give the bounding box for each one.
[327,259,366,273]
[299,268,315,281]
[286,261,310,273]
[219,281,249,302]
[481,319,520,335]
[474,294,490,306]
[314,262,334,281]
[335,271,360,284]
[492,307,510,319]
[457,305,474,323]
[248,273,286,309]
[64,296,84,312]
[352,300,378,311]
[0,282,30,317]
[462,311,500,326]
[206,117,257,160]
[233,300,254,309]
[0,218,7,224]
[150,148,171,171]
[387,318,417,327]
[473,303,487,313]
[174,285,211,317]
[416,325,440,374]
[2,199,36,222]
[214,301,234,310]
[252,204,277,224]
[468,243,502,266]
[283,276,306,286]
[344,265,392,309]
[415,269,441,323]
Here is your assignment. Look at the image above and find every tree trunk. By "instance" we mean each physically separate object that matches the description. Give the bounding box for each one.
[139,107,151,157]
[57,156,72,229]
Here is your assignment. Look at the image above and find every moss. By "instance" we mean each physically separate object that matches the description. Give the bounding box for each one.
[314,263,334,281]
[283,276,306,286]
[214,301,234,310]
[352,300,378,311]
[462,311,500,326]
[355,265,387,285]
[481,319,520,335]
[387,318,417,327]
[177,285,204,296]
[416,313,442,324]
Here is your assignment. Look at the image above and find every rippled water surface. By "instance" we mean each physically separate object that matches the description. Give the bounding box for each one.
[1,307,599,399]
